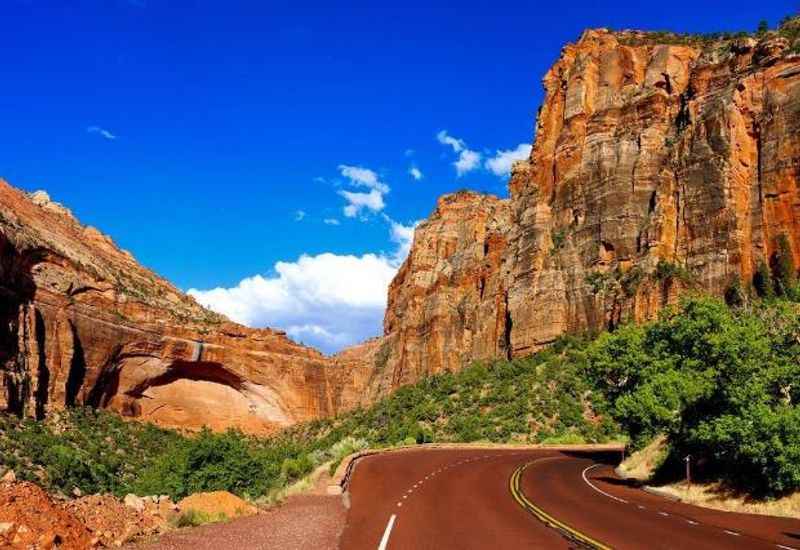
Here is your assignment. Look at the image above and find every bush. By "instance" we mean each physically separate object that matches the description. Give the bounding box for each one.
[586,296,800,495]
[753,260,773,298]
[771,234,797,298]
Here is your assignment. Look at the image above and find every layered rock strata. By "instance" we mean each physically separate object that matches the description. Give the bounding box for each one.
[371,26,800,392]
[0,181,365,433]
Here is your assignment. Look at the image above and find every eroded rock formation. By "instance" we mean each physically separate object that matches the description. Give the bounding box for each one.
[370,26,800,393]
[0,182,365,433]
[3,24,800,430]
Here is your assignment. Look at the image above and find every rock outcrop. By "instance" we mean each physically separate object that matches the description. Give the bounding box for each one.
[3,22,800,430]
[0,181,365,433]
[369,24,800,393]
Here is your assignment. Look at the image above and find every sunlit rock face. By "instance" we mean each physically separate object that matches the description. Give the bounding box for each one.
[3,27,799,429]
[0,180,369,434]
[367,28,800,395]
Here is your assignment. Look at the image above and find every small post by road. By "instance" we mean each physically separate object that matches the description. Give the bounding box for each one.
[684,454,692,490]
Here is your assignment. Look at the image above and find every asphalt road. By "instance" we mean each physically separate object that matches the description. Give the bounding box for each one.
[339,448,800,549]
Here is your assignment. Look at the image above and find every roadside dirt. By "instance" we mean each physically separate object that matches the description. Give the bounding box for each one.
[129,494,346,550]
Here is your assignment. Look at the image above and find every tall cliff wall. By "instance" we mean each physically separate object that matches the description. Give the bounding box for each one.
[371,26,800,395]
[3,24,800,430]
[0,181,366,433]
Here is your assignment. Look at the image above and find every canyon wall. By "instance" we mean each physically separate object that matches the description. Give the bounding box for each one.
[0,181,367,433]
[372,27,800,393]
[3,24,800,431]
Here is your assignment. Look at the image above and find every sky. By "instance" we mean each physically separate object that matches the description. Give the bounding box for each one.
[1,1,796,353]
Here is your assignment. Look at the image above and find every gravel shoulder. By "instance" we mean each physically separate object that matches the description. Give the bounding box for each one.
[129,495,346,550]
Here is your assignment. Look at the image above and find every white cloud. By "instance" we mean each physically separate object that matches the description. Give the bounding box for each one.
[485,143,532,176]
[336,164,389,218]
[437,130,466,153]
[339,188,385,218]
[437,130,481,176]
[409,167,423,181]
[338,165,389,194]
[323,218,340,225]
[294,210,306,222]
[188,220,419,353]
[87,126,117,140]
[386,216,419,263]
[404,148,415,157]
[454,149,481,176]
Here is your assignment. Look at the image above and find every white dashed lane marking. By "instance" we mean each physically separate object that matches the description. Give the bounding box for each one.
[378,514,396,550]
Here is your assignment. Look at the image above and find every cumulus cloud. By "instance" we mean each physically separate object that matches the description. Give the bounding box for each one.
[409,166,423,181]
[338,164,389,194]
[339,189,385,218]
[337,164,389,218]
[188,220,419,353]
[87,126,117,140]
[323,218,340,225]
[454,149,481,176]
[437,130,481,176]
[485,143,532,176]
[294,210,306,221]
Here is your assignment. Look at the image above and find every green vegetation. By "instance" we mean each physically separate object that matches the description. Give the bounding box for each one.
[0,340,619,501]
[615,13,800,50]
[586,297,800,496]
[654,260,692,284]
[550,228,567,254]
[5,284,800,501]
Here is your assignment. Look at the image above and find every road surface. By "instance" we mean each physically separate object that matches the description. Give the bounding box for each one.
[339,448,800,549]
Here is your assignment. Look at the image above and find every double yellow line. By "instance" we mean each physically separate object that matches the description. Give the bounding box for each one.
[509,461,612,550]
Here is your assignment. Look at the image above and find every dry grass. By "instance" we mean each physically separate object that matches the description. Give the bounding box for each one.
[657,482,800,519]
[617,435,667,481]
[619,435,800,518]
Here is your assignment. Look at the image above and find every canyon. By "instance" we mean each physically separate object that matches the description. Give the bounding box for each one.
[2,24,800,433]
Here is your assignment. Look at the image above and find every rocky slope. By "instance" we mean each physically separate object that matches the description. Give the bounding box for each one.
[367,22,800,394]
[0,181,365,433]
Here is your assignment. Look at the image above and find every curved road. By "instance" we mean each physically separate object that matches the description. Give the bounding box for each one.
[340,448,800,549]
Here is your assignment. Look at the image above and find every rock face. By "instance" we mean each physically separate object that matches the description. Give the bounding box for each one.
[381,192,512,388]
[0,181,364,433]
[371,26,800,392]
[3,24,800,430]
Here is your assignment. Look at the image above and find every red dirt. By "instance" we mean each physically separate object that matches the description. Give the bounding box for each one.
[0,480,93,549]
[129,495,346,550]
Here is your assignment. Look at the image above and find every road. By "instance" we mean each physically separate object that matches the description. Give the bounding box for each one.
[339,448,800,549]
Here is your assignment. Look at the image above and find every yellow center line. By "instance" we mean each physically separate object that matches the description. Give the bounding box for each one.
[509,461,613,550]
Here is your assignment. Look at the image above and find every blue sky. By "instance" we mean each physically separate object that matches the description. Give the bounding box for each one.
[1,0,795,351]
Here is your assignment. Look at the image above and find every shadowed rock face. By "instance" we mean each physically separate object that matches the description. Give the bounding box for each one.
[366,29,800,395]
[0,181,367,433]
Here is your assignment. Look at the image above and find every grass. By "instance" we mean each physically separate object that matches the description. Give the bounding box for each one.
[655,483,800,519]
[619,434,800,518]
[617,435,668,481]
[0,336,621,501]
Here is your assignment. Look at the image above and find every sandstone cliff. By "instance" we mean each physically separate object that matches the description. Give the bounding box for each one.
[0,181,364,433]
[3,22,800,431]
[370,23,800,393]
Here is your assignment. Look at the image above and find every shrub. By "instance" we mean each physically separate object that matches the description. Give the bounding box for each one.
[753,260,773,298]
[771,234,796,298]
[655,260,691,283]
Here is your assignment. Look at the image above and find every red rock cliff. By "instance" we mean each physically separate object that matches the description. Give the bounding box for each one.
[369,25,800,394]
[0,181,364,433]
